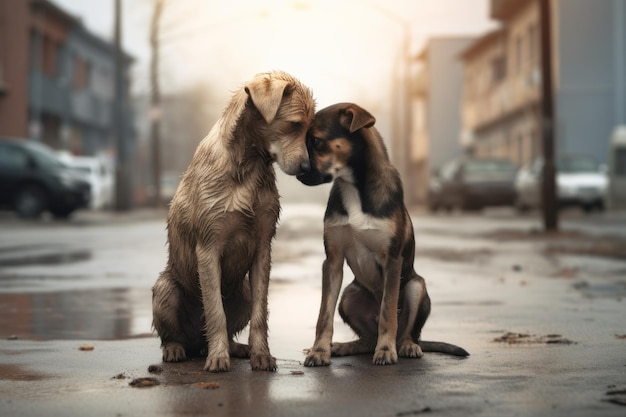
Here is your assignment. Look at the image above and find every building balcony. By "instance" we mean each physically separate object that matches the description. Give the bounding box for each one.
[29,71,70,116]
[463,74,541,132]
[29,69,114,129]
[71,90,112,128]
[491,0,531,20]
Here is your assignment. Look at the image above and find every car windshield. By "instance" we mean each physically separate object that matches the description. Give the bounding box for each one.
[464,159,517,180]
[557,155,599,173]
[25,142,68,171]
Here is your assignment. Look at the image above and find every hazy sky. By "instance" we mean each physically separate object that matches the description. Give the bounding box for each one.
[54,0,496,138]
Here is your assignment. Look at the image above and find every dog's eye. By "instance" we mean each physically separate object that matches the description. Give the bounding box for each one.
[312,137,322,148]
[291,121,303,131]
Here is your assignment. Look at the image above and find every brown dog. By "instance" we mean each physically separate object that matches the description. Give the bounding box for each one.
[297,103,468,366]
[152,71,315,372]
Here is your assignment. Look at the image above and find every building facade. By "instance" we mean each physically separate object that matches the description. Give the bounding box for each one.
[461,0,542,168]
[461,0,626,167]
[411,37,475,203]
[0,0,31,137]
[0,0,134,159]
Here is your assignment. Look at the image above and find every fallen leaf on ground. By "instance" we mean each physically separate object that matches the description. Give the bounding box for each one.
[78,345,94,351]
[192,382,220,389]
[493,332,575,345]
[148,364,163,374]
[129,377,160,388]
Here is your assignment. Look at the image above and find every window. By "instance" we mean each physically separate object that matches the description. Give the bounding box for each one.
[440,160,459,181]
[516,35,523,74]
[557,155,600,174]
[29,31,61,77]
[0,144,29,170]
[528,24,538,64]
[73,56,90,90]
[42,36,58,76]
[491,54,507,86]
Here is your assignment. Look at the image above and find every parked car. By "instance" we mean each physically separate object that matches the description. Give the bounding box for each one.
[429,157,518,212]
[515,154,607,212]
[0,138,91,218]
[58,152,114,210]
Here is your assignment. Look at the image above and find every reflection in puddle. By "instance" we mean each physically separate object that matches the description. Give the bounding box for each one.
[0,247,92,267]
[573,280,626,299]
[0,287,153,340]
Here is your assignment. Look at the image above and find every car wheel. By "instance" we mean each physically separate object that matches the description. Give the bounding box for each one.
[596,201,605,212]
[14,186,47,218]
[460,198,477,212]
[514,197,529,213]
[51,207,74,219]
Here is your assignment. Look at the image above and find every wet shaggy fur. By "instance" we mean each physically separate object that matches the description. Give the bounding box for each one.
[152,71,315,372]
[297,103,469,366]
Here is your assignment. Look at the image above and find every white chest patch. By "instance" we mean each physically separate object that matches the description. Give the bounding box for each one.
[324,182,394,294]
[326,181,393,252]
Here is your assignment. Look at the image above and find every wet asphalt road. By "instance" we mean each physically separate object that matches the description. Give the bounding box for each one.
[0,205,625,417]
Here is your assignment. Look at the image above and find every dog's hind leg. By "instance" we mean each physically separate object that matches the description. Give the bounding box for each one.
[332,281,377,356]
[397,276,430,358]
[152,272,187,362]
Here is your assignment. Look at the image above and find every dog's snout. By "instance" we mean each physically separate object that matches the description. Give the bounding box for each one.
[299,161,311,174]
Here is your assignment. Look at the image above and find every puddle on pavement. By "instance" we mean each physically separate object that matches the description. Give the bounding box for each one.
[0,245,92,267]
[572,280,626,299]
[418,247,492,263]
[0,287,153,341]
[492,331,576,345]
[0,363,51,381]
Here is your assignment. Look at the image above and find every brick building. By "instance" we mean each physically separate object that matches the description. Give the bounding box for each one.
[0,0,134,158]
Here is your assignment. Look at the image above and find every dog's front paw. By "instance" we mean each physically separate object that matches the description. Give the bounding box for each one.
[204,354,230,372]
[373,346,398,365]
[162,343,186,362]
[250,353,277,371]
[304,348,331,367]
[398,341,424,358]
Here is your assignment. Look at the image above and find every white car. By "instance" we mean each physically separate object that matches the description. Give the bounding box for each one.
[58,153,115,210]
[515,154,608,213]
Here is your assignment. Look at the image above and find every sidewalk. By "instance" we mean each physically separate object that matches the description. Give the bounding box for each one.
[0,204,625,416]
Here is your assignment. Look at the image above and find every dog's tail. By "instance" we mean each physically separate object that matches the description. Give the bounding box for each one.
[419,340,469,357]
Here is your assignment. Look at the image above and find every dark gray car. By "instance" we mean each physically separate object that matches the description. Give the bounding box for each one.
[429,157,518,212]
[0,138,91,218]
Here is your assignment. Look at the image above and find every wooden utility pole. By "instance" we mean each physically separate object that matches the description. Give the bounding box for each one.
[114,0,132,211]
[150,0,166,207]
[539,0,558,231]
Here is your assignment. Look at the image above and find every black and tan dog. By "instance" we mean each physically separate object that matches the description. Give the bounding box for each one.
[152,71,315,372]
[297,103,468,366]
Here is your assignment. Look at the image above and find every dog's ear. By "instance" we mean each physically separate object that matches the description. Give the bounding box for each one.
[342,104,376,133]
[244,77,290,124]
